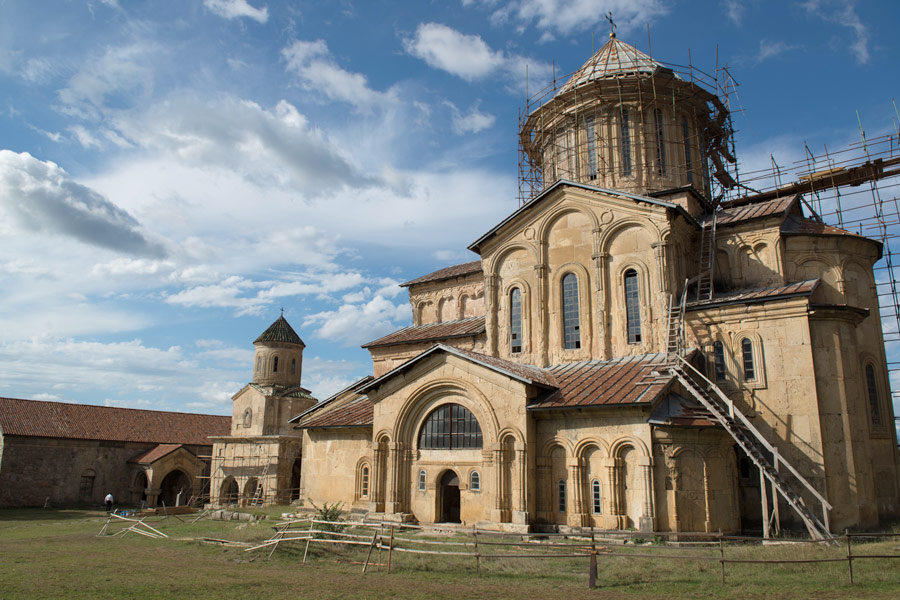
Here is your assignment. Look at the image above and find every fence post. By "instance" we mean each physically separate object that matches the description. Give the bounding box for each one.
[588,551,598,589]
[718,529,726,585]
[473,524,481,576]
[362,528,379,573]
[845,528,854,585]
[302,520,314,564]
[387,525,395,575]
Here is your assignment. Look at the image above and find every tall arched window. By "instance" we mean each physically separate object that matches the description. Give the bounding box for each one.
[562,273,581,350]
[865,364,882,426]
[557,479,567,512]
[510,287,523,354]
[713,341,726,382]
[273,356,279,373]
[361,466,369,497]
[654,108,667,175]
[419,404,483,449]
[256,356,261,373]
[242,408,252,428]
[470,471,480,491]
[418,470,427,491]
[624,269,641,343]
[682,117,693,184]
[291,358,296,375]
[741,338,755,381]
[620,108,632,176]
[591,479,602,514]
[585,114,597,180]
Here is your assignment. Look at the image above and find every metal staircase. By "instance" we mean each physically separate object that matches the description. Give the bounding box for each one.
[668,357,833,540]
[666,280,688,355]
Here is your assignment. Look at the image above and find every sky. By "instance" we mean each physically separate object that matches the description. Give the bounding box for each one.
[1,0,899,416]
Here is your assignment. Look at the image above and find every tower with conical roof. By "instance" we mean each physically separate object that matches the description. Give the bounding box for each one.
[519,32,736,206]
[252,314,305,387]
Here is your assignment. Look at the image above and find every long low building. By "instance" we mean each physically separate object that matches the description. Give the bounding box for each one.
[0,397,230,508]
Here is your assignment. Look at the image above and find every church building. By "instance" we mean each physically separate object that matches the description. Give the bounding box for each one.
[219,34,900,537]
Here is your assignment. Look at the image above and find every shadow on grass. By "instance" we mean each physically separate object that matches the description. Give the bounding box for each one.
[0,508,107,522]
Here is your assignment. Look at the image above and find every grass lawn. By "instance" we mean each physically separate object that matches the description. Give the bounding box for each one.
[2,507,900,599]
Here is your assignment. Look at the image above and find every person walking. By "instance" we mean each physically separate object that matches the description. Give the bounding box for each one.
[105,493,114,512]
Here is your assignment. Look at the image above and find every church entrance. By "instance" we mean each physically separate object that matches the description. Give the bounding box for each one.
[159,469,192,507]
[439,471,461,523]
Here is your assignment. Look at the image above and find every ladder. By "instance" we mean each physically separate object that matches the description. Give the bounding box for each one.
[668,357,833,541]
[696,211,717,302]
[250,461,270,506]
[666,280,689,356]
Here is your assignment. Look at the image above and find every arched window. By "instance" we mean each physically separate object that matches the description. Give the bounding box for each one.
[654,108,667,176]
[865,364,882,426]
[242,408,252,428]
[624,269,641,343]
[510,287,523,354]
[585,114,597,180]
[291,358,296,375]
[470,471,480,492]
[682,117,693,184]
[273,356,279,373]
[256,356,261,373]
[713,341,726,382]
[557,479,567,512]
[562,273,581,349]
[741,338,755,381]
[591,479,602,514]
[361,466,369,498]
[620,108,632,176]
[419,404,483,449]
[418,470,427,491]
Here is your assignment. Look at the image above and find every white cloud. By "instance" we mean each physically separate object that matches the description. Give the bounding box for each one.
[756,40,800,63]
[204,0,269,24]
[304,295,411,347]
[802,0,869,64]
[722,0,743,25]
[282,40,389,110]
[0,150,167,257]
[488,0,668,38]
[68,124,103,148]
[446,101,496,134]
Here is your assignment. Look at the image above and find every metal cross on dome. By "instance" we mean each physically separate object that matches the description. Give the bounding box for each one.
[280,307,285,317]
[605,12,616,37]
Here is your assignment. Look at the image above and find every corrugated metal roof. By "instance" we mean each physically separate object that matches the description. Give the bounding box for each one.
[529,353,672,410]
[400,260,482,288]
[127,443,183,464]
[687,279,819,310]
[254,315,305,346]
[0,397,230,444]
[362,316,485,348]
[708,194,797,227]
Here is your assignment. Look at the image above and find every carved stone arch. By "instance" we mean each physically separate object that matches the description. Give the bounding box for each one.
[374,430,392,445]
[497,427,525,445]
[574,438,610,459]
[613,259,652,304]
[537,204,601,249]
[539,436,575,458]
[500,278,532,355]
[414,300,433,326]
[487,242,539,278]
[396,378,499,450]
[610,436,651,458]
[732,329,766,389]
[550,262,593,352]
[598,219,662,255]
[841,258,877,307]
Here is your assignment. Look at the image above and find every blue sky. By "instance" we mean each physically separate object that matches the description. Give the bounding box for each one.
[1,0,898,415]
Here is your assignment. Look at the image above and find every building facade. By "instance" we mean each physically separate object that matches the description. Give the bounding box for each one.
[292,35,900,536]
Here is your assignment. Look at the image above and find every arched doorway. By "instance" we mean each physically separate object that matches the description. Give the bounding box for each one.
[244,477,260,505]
[133,471,148,505]
[290,458,302,502]
[220,477,239,505]
[439,470,461,523]
[159,469,192,507]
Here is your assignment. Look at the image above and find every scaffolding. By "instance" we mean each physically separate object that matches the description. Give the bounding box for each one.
[205,443,303,507]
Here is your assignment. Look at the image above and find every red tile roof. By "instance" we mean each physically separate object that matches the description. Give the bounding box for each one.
[530,353,672,410]
[781,215,861,237]
[362,317,485,348]
[0,397,230,445]
[128,443,183,464]
[710,195,797,227]
[687,279,819,310]
[299,394,374,429]
[400,260,482,288]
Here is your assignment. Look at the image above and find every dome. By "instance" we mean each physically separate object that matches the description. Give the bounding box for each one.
[254,315,305,347]
[556,35,677,95]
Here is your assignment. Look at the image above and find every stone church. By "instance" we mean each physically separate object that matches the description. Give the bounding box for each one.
[214,35,900,536]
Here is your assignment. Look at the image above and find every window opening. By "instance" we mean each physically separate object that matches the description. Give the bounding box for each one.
[586,115,597,180]
[558,479,567,512]
[510,287,523,354]
[470,471,480,491]
[419,404,483,450]
[361,467,369,497]
[682,117,693,184]
[291,358,296,375]
[654,108,667,176]
[418,470,427,491]
[866,364,882,425]
[624,269,641,343]
[562,273,581,349]
[591,479,602,514]
[741,338,755,381]
[620,108,632,176]
[713,341,726,382]
[273,356,278,373]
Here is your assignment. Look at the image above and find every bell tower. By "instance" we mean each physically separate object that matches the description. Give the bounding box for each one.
[252,313,305,387]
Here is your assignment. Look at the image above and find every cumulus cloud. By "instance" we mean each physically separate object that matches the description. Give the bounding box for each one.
[445,101,496,134]
[0,150,167,257]
[304,295,411,347]
[204,0,269,23]
[802,0,869,64]
[282,40,390,110]
[486,0,668,39]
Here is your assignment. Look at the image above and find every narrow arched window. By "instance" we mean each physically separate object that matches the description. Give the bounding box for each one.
[510,287,523,354]
[682,117,693,184]
[620,108,632,176]
[273,356,279,373]
[418,470,427,491]
[256,356,261,373]
[242,408,252,428]
[557,479,567,512]
[624,269,641,343]
[741,338,755,381]
[591,479,602,514]
[470,471,480,492]
[291,358,296,375]
[654,109,667,176]
[419,404,483,449]
[585,114,597,180]
[562,273,581,350]
[865,364,882,425]
[713,341,726,382]
[361,467,369,497]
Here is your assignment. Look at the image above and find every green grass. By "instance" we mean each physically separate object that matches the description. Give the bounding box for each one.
[2,507,900,599]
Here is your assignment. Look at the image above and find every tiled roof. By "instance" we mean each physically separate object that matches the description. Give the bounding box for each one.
[709,194,797,227]
[529,353,672,410]
[558,36,678,94]
[687,279,819,310]
[248,383,315,399]
[781,215,859,237]
[400,260,482,288]
[648,393,717,428]
[0,397,230,444]
[254,315,305,346]
[298,394,373,429]
[128,443,183,464]
[362,317,485,348]
[288,376,373,424]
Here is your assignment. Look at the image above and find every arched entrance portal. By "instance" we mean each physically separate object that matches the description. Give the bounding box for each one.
[439,471,461,523]
[159,469,192,507]
[290,458,302,502]
[133,471,148,505]
[220,477,239,505]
